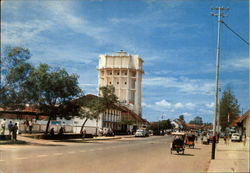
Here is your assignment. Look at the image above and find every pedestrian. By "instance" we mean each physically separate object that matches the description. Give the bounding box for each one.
[81,128,86,139]
[58,127,64,135]
[23,120,28,133]
[28,120,33,134]
[99,128,103,136]
[12,123,18,141]
[1,119,6,135]
[50,128,55,136]
[242,134,246,146]
[224,135,228,145]
[8,121,13,136]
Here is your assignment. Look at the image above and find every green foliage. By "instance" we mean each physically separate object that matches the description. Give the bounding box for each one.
[0,47,33,109]
[219,87,240,131]
[179,115,185,122]
[78,85,118,132]
[148,119,173,132]
[24,63,83,133]
[99,85,118,109]
[189,116,203,125]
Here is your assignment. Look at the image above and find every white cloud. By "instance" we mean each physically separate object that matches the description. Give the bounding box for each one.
[1,20,52,45]
[186,103,196,109]
[142,102,152,108]
[155,99,172,108]
[205,102,214,109]
[222,58,249,71]
[143,76,214,95]
[174,102,184,109]
[182,112,192,117]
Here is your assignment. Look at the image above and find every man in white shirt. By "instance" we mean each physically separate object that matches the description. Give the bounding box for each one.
[1,119,6,135]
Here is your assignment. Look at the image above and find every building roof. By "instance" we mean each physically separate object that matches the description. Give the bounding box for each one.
[236,109,250,123]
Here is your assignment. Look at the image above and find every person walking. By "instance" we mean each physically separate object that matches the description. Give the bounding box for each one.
[8,121,13,136]
[28,120,33,134]
[1,119,6,135]
[12,123,18,141]
[50,128,55,136]
[81,128,86,139]
[23,120,28,133]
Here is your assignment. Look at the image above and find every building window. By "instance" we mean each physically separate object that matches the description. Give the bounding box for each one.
[110,82,112,84]
[117,82,119,85]
[110,72,112,75]
[117,72,119,75]
[125,82,127,85]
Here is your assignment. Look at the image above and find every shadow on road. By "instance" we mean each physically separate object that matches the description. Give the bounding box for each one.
[189,147,201,150]
[172,153,194,156]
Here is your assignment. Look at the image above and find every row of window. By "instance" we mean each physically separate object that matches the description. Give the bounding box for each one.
[103,110,121,122]
[101,71,136,77]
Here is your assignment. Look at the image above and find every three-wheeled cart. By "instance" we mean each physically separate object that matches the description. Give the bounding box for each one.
[185,133,195,148]
[170,132,185,155]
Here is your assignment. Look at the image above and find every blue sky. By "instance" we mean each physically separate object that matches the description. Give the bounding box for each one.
[1,0,249,123]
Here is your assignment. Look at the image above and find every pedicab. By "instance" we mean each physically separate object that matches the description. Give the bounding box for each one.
[170,132,185,155]
[185,133,195,148]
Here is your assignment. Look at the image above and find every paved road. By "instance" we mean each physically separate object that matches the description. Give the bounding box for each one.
[0,136,211,173]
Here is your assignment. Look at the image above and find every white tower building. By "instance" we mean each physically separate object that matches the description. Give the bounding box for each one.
[97,50,144,116]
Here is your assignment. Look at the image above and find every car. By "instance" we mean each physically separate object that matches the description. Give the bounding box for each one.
[231,133,241,142]
[135,129,149,137]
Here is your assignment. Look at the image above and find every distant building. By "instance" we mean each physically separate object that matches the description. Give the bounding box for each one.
[97,50,144,116]
[233,109,250,143]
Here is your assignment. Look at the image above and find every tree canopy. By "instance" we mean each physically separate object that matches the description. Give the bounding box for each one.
[78,85,118,133]
[189,116,203,125]
[219,87,240,131]
[1,47,84,133]
[0,47,33,109]
[179,115,185,122]
[25,63,83,133]
[148,119,173,132]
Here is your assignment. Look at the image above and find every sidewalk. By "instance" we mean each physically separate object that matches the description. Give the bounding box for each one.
[207,139,250,172]
[1,134,135,146]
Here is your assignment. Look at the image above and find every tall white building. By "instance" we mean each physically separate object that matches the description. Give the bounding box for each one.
[97,50,144,116]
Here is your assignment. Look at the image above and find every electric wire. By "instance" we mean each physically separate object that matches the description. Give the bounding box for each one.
[221,21,250,45]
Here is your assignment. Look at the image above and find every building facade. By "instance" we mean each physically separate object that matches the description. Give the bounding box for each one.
[97,50,144,116]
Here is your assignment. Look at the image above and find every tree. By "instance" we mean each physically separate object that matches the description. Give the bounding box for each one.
[219,87,240,132]
[179,115,185,122]
[0,47,33,109]
[189,116,203,125]
[24,63,83,133]
[148,119,173,132]
[78,85,118,133]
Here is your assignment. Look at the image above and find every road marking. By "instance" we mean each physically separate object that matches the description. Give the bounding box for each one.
[80,150,86,153]
[67,151,75,154]
[15,157,29,160]
[53,153,63,156]
[37,155,48,158]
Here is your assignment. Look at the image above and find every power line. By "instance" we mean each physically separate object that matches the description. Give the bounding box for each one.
[221,21,250,45]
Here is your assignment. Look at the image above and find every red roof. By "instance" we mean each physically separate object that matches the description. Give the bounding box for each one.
[237,109,250,123]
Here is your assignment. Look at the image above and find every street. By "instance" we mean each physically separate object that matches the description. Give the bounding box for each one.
[0,136,211,173]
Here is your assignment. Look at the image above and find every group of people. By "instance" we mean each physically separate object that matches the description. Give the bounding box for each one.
[99,128,114,136]
[0,119,19,141]
[23,119,33,134]
[50,126,65,136]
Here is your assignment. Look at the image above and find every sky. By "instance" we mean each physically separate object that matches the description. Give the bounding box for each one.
[1,0,249,123]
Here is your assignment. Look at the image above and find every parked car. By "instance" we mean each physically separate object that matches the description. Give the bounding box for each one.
[231,133,241,142]
[135,129,149,137]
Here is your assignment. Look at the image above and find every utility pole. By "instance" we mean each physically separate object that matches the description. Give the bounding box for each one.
[210,7,229,160]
